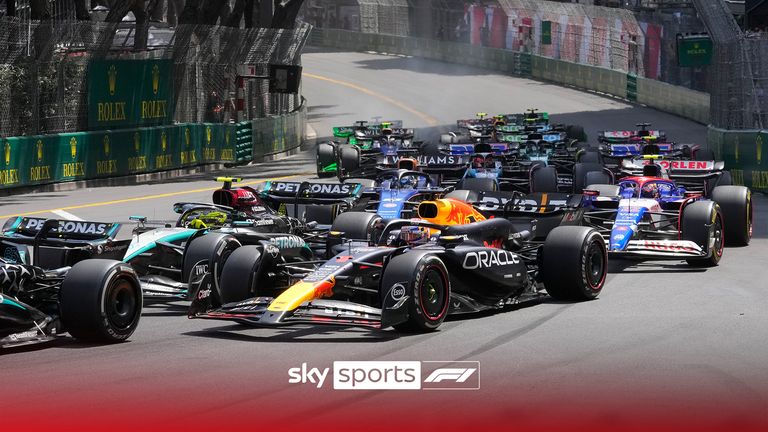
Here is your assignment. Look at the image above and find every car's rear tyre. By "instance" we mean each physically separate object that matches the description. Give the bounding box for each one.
[456,177,498,192]
[682,201,724,267]
[381,254,450,332]
[337,145,360,179]
[304,205,337,225]
[530,166,558,193]
[330,211,382,242]
[694,148,715,161]
[60,260,142,342]
[183,233,241,299]
[566,125,585,142]
[316,142,336,178]
[219,246,264,303]
[541,226,607,300]
[573,162,605,193]
[577,150,601,163]
[712,185,752,246]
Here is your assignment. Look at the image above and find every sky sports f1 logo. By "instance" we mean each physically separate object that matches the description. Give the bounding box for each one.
[287,361,479,390]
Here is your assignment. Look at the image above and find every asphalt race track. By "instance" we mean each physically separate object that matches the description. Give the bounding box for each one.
[2,49,767,431]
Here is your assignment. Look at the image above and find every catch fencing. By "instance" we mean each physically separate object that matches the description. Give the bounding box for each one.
[0,16,310,138]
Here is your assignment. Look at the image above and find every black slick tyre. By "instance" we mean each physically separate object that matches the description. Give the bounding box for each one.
[681,201,724,267]
[711,185,752,247]
[60,260,142,343]
[380,254,450,332]
[218,246,264,303]
[183,233,241,299]
[541,226,607,300]
[316,142,336,178]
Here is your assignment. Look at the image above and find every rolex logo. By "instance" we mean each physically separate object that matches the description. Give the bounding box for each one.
[103,135,110,157]
[134,132,141,154]
[152,64,160,95]
[70,137,77,160]
[36,139,43,163]
[4,141,10,166]
[206,126,212,145]
[758,135,763,165]
[108,65,117,96]
[225,130,230,145]
[161,131,167,152]
[185,128,191,148]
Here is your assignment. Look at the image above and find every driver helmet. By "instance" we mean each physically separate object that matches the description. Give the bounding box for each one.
[472,155,485,169]
[484,155,496,168]
[399,175,418,189]
[399,226,429,244]
[641,183,661,199]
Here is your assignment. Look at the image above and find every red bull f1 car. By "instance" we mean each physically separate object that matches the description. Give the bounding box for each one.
[188,198,607,332]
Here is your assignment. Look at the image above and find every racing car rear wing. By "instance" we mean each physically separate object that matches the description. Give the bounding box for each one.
[598,130,666,143]
[448,143,510,155]
[259,181,364,204]
[621,158,724,176]
[2,217,120,242]
[382,154,469,173]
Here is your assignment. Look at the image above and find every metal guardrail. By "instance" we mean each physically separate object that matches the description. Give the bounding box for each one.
[0,101,307,190]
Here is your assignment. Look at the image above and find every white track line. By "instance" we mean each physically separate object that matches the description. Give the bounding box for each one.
[51,209,84,221]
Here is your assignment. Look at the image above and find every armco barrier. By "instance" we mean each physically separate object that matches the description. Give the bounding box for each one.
[708,128,768,191]
[0,101,306,190]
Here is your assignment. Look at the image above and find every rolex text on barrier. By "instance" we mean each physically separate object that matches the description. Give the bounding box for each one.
[88,60,175,129]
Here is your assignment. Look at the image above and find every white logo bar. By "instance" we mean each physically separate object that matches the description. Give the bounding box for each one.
[332,361,421,390]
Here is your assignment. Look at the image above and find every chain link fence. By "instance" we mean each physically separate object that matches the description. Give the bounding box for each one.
[0,14,310,138]
[692,0,758,130]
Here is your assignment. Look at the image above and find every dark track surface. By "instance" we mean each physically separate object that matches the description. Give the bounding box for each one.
[2,50,766,429]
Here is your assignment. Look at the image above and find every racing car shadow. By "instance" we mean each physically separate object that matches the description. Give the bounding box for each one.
[141,302,190,317]
[183,324,400,343]
[607,260,708,274]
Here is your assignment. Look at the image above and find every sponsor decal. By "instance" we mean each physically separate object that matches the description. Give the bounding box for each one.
[462,250,520,269]
[8,330,39,342]
[24,218,109,235]
[269,181,358,196]
[248,218,275,226]
[641,241,699,252]
[270,235,305,249]
[390,283,406,300]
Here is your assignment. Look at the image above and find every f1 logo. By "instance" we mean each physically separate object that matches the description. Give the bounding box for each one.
[424,368,476,383]
[421,361,480,390]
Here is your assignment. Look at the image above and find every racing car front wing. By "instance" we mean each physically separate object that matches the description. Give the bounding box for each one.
[606,239,705,259]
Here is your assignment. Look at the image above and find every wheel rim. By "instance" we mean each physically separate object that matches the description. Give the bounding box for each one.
[713,213,724,257]
[107,278,139,330]
[586,240,606,290]
[419,266,448,320]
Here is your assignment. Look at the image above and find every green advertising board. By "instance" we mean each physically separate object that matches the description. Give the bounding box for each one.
[677,35,713,67]
[88,59,175,130]
[541,21,552,45]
